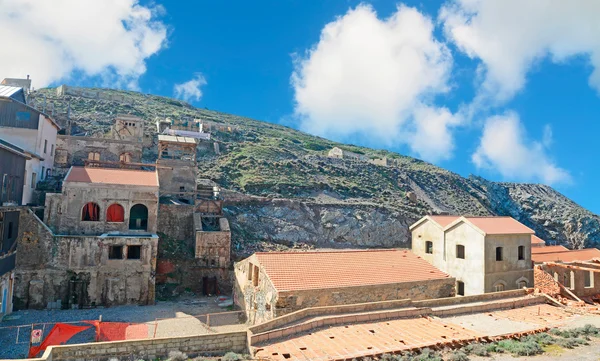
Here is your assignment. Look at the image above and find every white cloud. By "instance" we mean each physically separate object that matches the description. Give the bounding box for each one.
[472,113,571,184]
[291,4,460,162]
[0,0,167,89]
[440,0,600,101]
[174,74,207,102]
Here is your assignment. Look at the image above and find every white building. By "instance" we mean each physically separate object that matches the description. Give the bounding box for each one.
[0,90,60,205]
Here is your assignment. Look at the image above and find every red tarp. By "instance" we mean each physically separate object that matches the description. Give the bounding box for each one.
[28,323,91,358]
[106,204,125,222]
[88,321,148,341]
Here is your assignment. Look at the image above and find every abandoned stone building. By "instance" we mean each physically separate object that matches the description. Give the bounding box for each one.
[13,167,159,309]
[0,206,21,318]
[156,135,198,202]
[327,147,368,161]
[234,249,455,324]
[411,216,534,296]
[54,115,144,172]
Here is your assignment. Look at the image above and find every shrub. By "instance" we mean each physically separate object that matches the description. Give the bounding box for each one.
[446,350,469,361]
[467,343,489,357]
[496,339,542,356]
[412,348,443,361]
[222,352,244,361]
[555,337,577,349]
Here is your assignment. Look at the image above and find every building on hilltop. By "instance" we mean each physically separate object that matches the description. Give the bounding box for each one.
[13,166,159,309]
[327,147,368,161]
[234,249,455,324]
[54,115,144,174]
[1,76,31,94]
[410,215,534,296]
[0,91,59,205]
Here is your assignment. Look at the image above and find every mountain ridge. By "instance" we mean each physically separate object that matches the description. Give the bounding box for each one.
[30,86,600,254]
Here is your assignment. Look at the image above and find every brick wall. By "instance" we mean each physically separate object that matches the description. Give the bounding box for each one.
[42,331,248,361]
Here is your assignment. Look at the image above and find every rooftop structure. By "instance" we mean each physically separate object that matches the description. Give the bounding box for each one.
[423,215,534,235]
[0,85,25,103]
[65,166,158,187]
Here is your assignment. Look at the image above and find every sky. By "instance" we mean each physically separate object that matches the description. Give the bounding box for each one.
[1,0,600,213]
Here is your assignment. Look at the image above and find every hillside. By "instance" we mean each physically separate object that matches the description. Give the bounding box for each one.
[30,87,600,254]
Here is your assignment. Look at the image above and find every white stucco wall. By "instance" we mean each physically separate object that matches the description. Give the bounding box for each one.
[445,223,486,296]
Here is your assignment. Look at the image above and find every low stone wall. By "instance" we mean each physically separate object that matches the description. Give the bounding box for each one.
[249,298,412,335]
[38,331,248,361]
[412,289,528,308]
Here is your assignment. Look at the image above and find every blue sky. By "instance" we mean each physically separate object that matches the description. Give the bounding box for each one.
[2,0,600,213]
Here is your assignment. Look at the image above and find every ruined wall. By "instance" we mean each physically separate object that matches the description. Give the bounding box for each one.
[233,255,279,325]
[541,262,600,298]
[55,135,142,168]
[14,210,158,309]
[156,160,197,195]
[195,217,231,265]
[157,204,195,241]
[156,259,232,296]
[45,183,159,235]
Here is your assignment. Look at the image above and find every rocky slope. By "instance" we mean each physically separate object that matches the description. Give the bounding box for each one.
[30,87,600,253]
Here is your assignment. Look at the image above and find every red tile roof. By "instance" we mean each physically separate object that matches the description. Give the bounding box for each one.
[254,249,450,292]
[533,249,600,263]
[464,217,534,235]
[425,216,533,235]
[65,167,158,187]
[532,245,569,254]
[429,216,460,228]
[531,235,546,245]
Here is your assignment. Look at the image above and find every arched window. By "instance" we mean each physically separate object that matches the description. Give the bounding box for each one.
[88,152,100,161]
[129,204,148,230]
[493,280,507,292]
[106,203,124,222]
[82,202,100,221]
[119,153,131,163]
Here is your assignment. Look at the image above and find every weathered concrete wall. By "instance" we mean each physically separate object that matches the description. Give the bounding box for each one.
[156,160,196,195]
[445,223,486,296]
[234,254,455,325]
[45,182,159,235]
[36,330,248,361]
[55,135,142,168]
[484,233,533,292]
[157,203,195,241]
[14,210,158,309]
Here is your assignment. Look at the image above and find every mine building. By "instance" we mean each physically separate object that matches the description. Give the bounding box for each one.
[410,215,534,296]
[234,249,455,324]
[13,166,159,309]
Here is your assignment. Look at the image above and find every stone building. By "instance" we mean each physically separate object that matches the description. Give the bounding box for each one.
[0,207,21,317]
[234,249,455,324]
[156,135,197,203]
[54,115,144,172]
[327,147,368,161]
[410,216,534,296]
[13,167,160,309]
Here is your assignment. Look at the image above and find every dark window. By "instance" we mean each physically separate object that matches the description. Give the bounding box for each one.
[44,139,47,153]
[179,186,185,192]
[518,245,525,260]
[496,247,503,261]
[253,265,259,287]
[41,166,45,180]
[82,202,100,221]
[456,245,465,259]
[7,222,13,239]
[129,204,148,230]
[109,246,123,259]
[127,245,141,260]
[518,280,528,288]
[457,281,465,296]
[31,173,36,188]
[247,263,253,280]
[425,241,433,254]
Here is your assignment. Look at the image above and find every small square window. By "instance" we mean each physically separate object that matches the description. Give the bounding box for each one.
[456,245,465,259]
[127,245,141,260]
[109,245,123,259]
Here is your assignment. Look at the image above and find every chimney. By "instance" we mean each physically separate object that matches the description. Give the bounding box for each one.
[27,74,30,79]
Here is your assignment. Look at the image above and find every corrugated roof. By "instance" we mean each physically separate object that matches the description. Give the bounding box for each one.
[157,134,197,144]
[255,249,450,292]
[533,248,600,263]
[0,85,23,98]
[0,138,29,158]
[532,245,569,254]
[64,167,158,187]
[531,235,546,245]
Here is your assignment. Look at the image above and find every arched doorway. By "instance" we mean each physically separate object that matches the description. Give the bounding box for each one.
[129,204,148,230]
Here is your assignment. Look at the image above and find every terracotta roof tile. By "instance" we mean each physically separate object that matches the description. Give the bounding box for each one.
[531,235,546,245]
[255,249,450,292]
[65,167,158,187]
[533,249,600,263]
[429,216,460,228]
[532,245,569,254]
[464,217,534,235]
